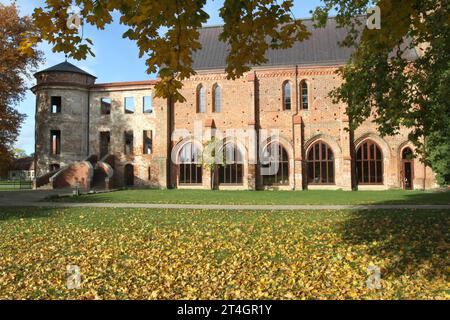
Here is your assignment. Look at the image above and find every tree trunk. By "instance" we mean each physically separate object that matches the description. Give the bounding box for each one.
[211,168,215,190]
[349,115,357,191]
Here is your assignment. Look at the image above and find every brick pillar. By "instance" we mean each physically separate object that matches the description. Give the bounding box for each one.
[293,115,303,190]
[247,121,257,190]
[247,163,256,190]
[340,117,353,190]
[203,118,215,190]
[247,71,258,190]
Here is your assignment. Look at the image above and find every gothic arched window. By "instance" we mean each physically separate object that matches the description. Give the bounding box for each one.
[219,143,243,185]
[356,140,383,184]
[300,81,309,110]
[283,81,291,110]
[213,84,221,113]
[307,141,335,184]
[197,85,206,113]
[262,143,289,186]
[179,142,202,184]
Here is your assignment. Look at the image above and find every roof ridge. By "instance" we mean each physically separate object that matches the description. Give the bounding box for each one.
[199,16,339,29]
[35,61,96,78]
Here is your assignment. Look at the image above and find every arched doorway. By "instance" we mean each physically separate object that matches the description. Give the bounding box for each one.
[401,147,414,190]
[124,164,134,187]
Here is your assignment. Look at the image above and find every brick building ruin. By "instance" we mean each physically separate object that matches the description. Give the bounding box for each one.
[32,18,437,191]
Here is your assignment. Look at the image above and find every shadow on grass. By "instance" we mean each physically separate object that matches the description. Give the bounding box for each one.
[0,207,61,221]
[371,190,450,205]
[338,209,449,278]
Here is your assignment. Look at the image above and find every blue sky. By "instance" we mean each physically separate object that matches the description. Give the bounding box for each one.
[3,0,325,155]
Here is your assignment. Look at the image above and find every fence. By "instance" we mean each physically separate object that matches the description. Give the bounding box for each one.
[0,179,33,190]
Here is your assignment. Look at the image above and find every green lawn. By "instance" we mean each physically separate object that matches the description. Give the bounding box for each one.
[54,189,450,205]
[0,207,448,299]
[0,180,32,190]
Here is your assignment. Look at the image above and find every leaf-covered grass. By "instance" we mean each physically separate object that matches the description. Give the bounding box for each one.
[0,207,448,300]
[54,189,450,205]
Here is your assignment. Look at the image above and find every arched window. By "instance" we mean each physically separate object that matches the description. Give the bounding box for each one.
[356,140,383,184]
[197,85,206,113]
[300,81,309,110]
[402,147,414,160]
[262,143,289,186]
[283,81,291,110]
[179,142,202,185]
[219,143,243,185]
[213,84,221,113]
[307,141,335,184]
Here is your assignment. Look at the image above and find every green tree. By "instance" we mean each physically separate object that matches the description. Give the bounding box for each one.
[0,4,43,176]
[313,0,450,185]
[12,148,28,159]
[29,0,309,102]
[200,136,227,190]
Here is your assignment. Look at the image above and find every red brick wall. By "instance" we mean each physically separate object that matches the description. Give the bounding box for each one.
[170,66,437,190]
[51,162,92,189]
[34,66,438,190]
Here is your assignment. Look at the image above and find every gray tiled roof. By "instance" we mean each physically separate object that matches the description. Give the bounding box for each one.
[36,61,96,78]
[192,18,358,71]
